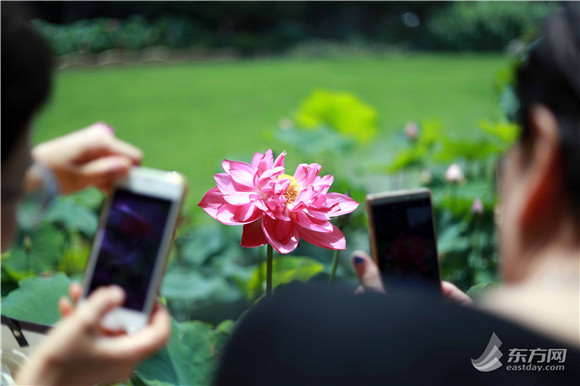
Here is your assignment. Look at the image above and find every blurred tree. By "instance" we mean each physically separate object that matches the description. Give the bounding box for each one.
[23,2,556,55]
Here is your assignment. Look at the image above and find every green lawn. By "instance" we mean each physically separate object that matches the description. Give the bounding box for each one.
[35,54,509,215]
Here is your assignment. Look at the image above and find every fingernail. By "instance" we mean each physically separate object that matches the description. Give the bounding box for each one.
[97,121,116,136]
[353,255,365,265]
[104,125,116,136]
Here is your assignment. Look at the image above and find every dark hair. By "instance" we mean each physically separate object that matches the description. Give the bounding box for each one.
[516,3,580,213]
[1,3,53,165]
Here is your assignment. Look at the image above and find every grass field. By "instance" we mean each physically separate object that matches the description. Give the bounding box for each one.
[35,54,509,213]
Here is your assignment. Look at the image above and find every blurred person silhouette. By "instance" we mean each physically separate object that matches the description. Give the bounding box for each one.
[216,4,580,385]
[1,4,170,385]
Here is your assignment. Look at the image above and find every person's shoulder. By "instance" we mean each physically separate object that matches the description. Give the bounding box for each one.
[218,283,579,386]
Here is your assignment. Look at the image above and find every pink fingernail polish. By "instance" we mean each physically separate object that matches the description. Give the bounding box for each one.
[96,121,116,136]
[104,124,116,136]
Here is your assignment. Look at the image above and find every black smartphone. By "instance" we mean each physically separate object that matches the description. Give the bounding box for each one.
[366,188,441,294]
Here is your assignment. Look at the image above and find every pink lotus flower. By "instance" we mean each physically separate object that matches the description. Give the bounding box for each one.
[199,150,359,254]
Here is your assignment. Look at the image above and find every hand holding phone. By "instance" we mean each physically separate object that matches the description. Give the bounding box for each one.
[15,285,171,386]
[82,167,186,333]
[366,188,441,294]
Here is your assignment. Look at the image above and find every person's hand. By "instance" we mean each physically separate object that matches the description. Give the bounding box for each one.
[351,251,473,305]
[15,284,171,386]
[27,122,143,194]
[351,251,385,294]
[58,282,124,336]
[440,280,474,305]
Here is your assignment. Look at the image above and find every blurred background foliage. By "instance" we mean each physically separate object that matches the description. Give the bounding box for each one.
[1,1,557,384]
[28,1,557,56]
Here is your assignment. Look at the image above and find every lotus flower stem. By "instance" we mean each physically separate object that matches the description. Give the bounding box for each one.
[452,186,457,213]
[266,243,273,296]
[329,249,340,288]
[257,247,264,291]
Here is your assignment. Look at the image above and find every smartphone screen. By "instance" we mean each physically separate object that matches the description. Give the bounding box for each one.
[370,194,440,292]
[87,189,172,311]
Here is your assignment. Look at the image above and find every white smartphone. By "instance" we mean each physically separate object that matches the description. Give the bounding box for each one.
[82,167,186,333]
[366,188,441,294]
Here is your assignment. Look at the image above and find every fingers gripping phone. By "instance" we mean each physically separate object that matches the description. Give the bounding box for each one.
[82,167,186,333]
[367,188,441,294]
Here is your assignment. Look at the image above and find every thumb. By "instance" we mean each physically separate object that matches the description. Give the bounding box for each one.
[100,303,171,360]
[441,281,473,305]
[351,251,385,293]
[77,286,125,328]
